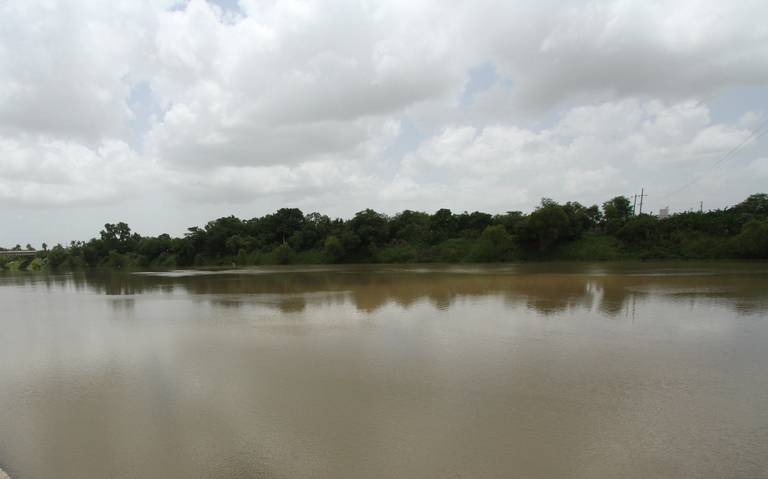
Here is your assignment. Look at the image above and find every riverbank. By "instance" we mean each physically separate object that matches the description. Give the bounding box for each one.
[3,241,767,274]
[2,256,767,275]
[3,193,766,271]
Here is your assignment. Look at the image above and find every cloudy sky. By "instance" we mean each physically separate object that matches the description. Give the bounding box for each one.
[1,0,767,246]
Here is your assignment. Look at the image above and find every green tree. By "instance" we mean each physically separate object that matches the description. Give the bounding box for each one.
[457,211,493,238]
[430,208,458,243]
[225,235,252,256]
[584,205,602,228]
[264,208,305,246]
[617,215,660,244]
[562,201,600,237]
[200,216,247,256]
[472,225,517,261]
[47,244,69,269]
[733,219,768,258]
[349,209,389,254]
[390,210,431,244]
[13,191,768,268]
[527,199,570,251]
[323,235,345,263]
[100,222,134,253]
[301,212,332,249]
[602,196,633,233]
[104,250,127,269]
[272,243,295,264]
[732,193,768,216]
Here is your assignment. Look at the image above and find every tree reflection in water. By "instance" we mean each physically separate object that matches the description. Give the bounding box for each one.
[8,263,765,318]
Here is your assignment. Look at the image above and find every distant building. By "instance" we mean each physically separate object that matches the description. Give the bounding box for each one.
[659,207,670,219]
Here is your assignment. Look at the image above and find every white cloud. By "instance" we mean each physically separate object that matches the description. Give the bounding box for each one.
[745,157,768,178]
[0,135,156,206]
[473,0,768,111]
[0,0,168,142]
[167,158,376,203]
[0,0,766,243]
[144,0,466,169]
[395,99,754,211]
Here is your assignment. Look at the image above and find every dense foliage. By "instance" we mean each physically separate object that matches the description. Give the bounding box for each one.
[2,193,767,271]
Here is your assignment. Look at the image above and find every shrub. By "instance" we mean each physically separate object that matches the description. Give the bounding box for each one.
[272,243,295,264]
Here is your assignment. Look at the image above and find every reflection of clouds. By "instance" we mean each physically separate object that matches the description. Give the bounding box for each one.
[2,266,768,478]
[0,367,277,479]
[11,266,767,318]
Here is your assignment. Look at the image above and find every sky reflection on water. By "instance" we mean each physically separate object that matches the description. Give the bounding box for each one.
[0,264,766,479]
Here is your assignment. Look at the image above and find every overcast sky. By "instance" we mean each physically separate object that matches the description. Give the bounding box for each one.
[1,0,767,246]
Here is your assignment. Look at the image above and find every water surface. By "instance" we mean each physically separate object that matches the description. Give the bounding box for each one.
[1,263,767,478]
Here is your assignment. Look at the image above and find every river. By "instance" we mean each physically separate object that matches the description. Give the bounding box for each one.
[0,263,766,478]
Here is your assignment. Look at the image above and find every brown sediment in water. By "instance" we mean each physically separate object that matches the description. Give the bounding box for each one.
[1,264,767,478]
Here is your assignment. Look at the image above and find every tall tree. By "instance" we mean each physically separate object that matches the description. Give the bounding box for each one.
[602,196,633,233]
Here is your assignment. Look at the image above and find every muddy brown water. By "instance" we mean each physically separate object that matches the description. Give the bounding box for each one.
[0,263,767,478]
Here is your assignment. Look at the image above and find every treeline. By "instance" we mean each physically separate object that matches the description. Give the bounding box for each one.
[2,193,767,271]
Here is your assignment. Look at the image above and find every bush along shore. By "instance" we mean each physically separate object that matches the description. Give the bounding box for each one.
[2,193,767,272]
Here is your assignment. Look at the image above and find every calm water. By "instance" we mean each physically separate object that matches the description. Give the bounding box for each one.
[1,263,767,479]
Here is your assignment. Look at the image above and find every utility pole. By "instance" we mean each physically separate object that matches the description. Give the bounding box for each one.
[699,201,703,213]
[632,194,638,215]
[638,188,647,215]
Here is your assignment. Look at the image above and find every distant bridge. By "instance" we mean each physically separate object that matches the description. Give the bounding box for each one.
[0,250,37,260]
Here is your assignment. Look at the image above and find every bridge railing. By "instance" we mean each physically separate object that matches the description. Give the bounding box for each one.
[0,250,38,260]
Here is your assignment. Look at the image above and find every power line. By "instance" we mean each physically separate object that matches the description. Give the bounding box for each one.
[660,115,768,200]
[705,118,768,169]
